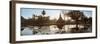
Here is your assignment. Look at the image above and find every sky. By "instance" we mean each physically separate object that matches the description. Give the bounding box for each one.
[20,8,92,20]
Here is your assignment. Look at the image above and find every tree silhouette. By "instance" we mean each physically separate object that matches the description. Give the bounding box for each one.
[64,10,85,32]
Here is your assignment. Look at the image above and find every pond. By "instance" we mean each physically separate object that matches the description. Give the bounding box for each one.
[21,25,91,36]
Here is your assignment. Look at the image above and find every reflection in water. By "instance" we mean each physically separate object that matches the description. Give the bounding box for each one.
[21,25,91,36]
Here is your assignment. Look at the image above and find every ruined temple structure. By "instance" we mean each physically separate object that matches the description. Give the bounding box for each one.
[21,10,50,27]
[56,14,65,29]
[31,10,49,26]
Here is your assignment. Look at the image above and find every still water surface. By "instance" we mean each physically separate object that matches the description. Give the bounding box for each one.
[21,25,91,36]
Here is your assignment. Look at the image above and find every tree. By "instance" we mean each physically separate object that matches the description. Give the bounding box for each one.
[88,17,92,24]
[21,16,27,27]
[64,10,85,32]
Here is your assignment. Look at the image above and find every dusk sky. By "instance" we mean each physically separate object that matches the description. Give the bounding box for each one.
[21,8,92,20]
